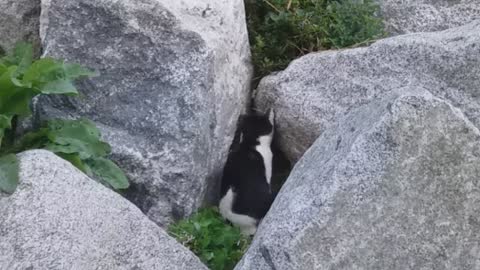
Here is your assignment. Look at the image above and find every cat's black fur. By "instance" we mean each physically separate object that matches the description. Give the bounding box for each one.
[220,111,274,221]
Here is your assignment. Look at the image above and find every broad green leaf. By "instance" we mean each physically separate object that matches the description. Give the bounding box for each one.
[23,58,97,88]
[0,66,18,98]
[0,42,32,68]
[87,157,129,190]
[11,75,31,88]
[1,43,33,87]
[63,63,98,79]
[0,63,7,75]
[56,152,93,176]
[0,154,19,194]
[0,67,36,117]
[44,118,110,159]
[0,89,36,116]
[39,79,78,95]
[22,58,62,84]
[9,43,33,81]
[5,128,48,154]
[0,114,12,129]
[45,137,110,160]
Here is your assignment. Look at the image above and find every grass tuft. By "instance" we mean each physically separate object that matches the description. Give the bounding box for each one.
[168,207,251,270]
[245,0,386,83]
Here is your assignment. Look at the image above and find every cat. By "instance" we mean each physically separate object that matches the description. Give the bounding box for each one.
[219,109,275,236]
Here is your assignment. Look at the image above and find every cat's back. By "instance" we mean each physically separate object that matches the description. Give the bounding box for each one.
[221,145,266,189]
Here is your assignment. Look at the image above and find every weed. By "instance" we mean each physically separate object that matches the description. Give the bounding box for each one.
[245,0,385,82]
[0,43,129,193]
[169,208,251,270]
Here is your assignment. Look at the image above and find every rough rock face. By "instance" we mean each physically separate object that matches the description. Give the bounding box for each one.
[0,0,41,55]
[237,89,480,270]
[38,0,252,226]
[377,0,480,35]
[0,150,208,270]
[255,20,480,163]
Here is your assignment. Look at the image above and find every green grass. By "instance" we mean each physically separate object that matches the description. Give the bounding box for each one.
[168,207,251,270]
[245,0,386,82]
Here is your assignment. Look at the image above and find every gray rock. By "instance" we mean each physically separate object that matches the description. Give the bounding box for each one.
[0,0,41,55]
[237,88,480,270]
[255,20,480,163]
[377,0,480,35]
[38,0,252,226]
[0,150,207,270]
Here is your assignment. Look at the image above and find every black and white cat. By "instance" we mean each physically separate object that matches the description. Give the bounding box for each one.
[219,110,275,235]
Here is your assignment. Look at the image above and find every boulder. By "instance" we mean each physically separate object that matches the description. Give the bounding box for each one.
[0,0,41,55]
[37,0,252,226]
[237,89,480,270]
[255,20,480,163]
[0,150,207,270]
[377,0,480,35]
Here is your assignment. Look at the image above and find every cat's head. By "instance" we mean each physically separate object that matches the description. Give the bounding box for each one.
[239,109,274,144]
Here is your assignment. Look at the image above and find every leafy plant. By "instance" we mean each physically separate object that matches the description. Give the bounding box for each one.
[6,118,129,190]
[245,0,386,81]
[0,43,129,193]
[169,208,251,270]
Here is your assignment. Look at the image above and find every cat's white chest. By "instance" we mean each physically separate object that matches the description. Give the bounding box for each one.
[255,135,273,184]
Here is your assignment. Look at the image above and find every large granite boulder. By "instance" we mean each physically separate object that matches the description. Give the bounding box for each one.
[0,150,207,270]
[378,0,480,35]
[237,89,480,270]
[0,0,41,55]
[255,20,480,163]
[38,0,252,226]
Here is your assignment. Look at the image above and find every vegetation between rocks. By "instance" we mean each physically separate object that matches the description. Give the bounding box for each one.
[168,207,251,270]
[245,0,385,81]
[0,43,129,193]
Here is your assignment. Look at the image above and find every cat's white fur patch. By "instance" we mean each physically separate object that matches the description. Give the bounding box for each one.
[256,133,273,184]
[219,188,257,236]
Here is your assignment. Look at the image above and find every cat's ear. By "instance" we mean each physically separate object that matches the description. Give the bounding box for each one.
[267,108,275,125]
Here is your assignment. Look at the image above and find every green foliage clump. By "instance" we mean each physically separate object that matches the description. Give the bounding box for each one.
[7,118,129,190]
[168,208,251,270]
[0,43,129,193]
[245,0,385,80]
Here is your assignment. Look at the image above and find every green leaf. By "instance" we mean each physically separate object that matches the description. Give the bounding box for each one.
[0,63,8,75]
[22,57,66,90]
[56,152,93,176]
[6,128,49,154]
[39,79,78,95]
[0,89,36,116]
[44,118,110,159]
[0,114,12,130]
[0,154,19,194]
[0,42,33,68]
[0,66,18,97]
[86,157,129,190]
[22,58,62,84]
[22,59,96,92]
[12,43,33,78]
[63,63,98,79]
